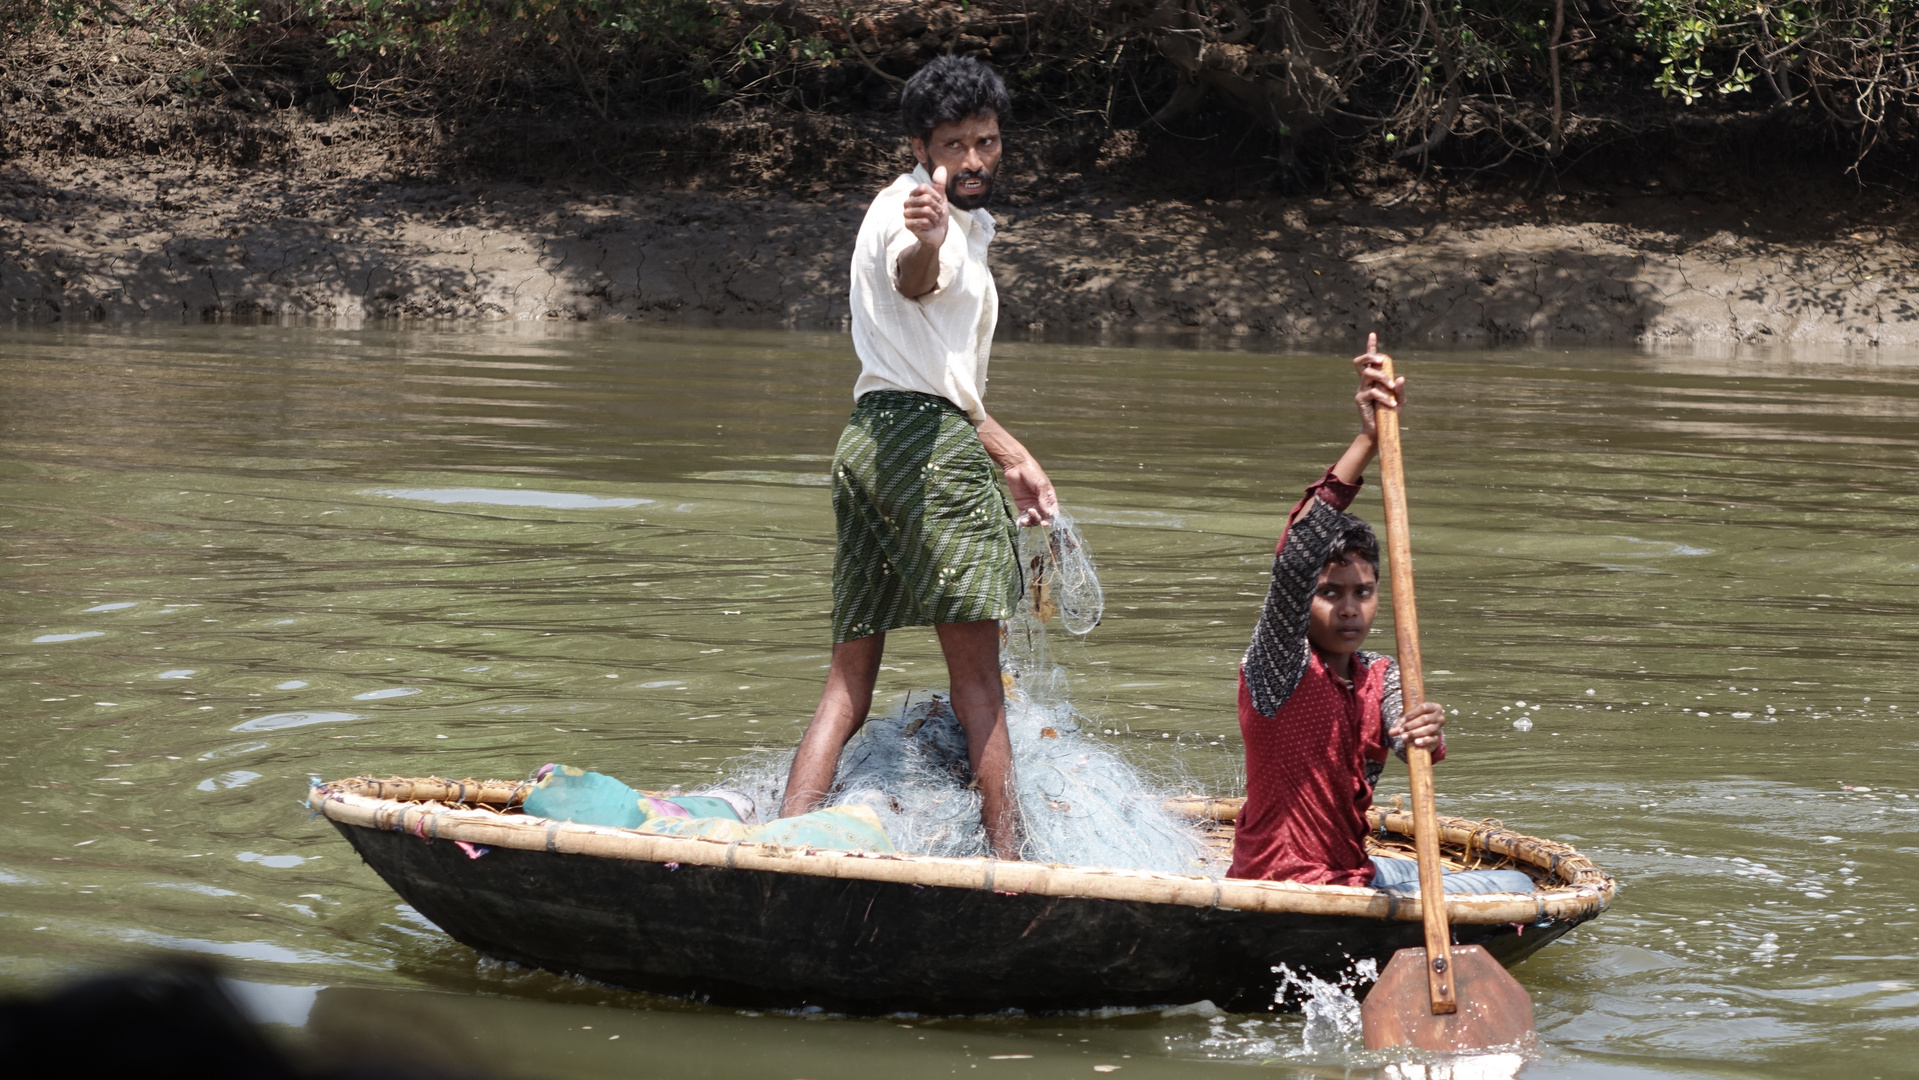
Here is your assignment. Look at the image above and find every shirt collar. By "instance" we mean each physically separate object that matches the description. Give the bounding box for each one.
[1312,648,1368,691]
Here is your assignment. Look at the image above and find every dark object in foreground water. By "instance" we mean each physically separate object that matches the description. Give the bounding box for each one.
[0,962,460,1078]
[0,963,293,1077]
[311,777,1613,1014]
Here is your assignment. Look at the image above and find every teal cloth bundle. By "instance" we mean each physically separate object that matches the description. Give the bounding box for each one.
[523,765,895,853]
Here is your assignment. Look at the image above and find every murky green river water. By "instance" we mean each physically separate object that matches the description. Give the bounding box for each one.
[3,324,1916,1078]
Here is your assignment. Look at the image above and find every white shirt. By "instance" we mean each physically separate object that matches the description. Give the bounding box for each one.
[848,165,998,424]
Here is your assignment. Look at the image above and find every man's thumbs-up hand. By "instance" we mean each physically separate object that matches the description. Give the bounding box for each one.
[903,165,950,249]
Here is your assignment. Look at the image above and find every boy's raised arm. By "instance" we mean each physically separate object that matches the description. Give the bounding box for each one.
[1243,495,1346,717]
[1242,337,1405,717]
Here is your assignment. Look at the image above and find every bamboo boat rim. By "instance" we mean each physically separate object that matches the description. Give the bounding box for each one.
[310,776,1615,926]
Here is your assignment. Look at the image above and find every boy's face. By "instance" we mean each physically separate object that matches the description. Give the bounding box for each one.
[1307,558,1379,659]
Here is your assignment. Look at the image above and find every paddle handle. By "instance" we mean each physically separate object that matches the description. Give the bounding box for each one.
[1373,354,1458,1016]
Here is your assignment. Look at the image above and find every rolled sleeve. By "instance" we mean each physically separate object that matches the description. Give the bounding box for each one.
[1304,467,1362,513]
[1275,467,1363,534]
[884,221,961,298]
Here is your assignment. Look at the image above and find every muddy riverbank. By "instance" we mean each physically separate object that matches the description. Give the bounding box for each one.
[4,106,1916,344]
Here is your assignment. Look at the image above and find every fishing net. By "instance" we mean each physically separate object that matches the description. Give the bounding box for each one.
[723,687,1217,874]
[1018,508,1104,636]
[721,507,1222,876]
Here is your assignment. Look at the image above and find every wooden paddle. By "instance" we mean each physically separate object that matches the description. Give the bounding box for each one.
[1359,346,1537,1053]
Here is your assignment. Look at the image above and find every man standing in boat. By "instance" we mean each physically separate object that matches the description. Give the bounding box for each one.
[780,57,1055,860]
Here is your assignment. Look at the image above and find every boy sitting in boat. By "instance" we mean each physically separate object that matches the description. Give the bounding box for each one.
[1233,335,1532,895]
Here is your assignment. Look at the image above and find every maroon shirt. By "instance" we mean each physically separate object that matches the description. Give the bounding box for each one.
[1228,470,1443,885]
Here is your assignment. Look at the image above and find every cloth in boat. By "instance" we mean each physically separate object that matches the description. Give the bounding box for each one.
[1230,468,1447,887]
[522,765,737,829]
[830,390,1020,642]
[849,164,998,425]
[1367,856,1537,896]
[640,805,896,853]
[524,765,896,853]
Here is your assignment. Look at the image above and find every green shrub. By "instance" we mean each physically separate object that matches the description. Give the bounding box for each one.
[5,0,1915,165]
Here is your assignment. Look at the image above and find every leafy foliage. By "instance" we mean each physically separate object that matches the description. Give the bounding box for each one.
[4,0,1916,166]
[1113,0,1919,167]
[1633,0,1919,141]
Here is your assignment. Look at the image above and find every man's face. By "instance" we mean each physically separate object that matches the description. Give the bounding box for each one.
[911,113,1002,211]
[1307,558,1379,660]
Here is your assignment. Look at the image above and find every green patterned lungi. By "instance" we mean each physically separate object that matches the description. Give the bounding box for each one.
[831,390,1022,642]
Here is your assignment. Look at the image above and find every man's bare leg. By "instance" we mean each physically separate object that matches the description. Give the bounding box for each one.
[937,619,1020,859]
[780,633,884,818]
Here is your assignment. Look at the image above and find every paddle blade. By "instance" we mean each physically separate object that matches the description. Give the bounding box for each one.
[1361,946,1535,1052]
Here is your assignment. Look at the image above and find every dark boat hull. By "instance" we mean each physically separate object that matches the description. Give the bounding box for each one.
[336,821,1576,1014]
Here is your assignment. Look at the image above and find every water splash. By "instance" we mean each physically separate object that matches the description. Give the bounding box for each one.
[1182,959,1528,1077]
[1180,959,1378,1064]
[1275,958,1376,1056]
[1379,1054,1527,1080]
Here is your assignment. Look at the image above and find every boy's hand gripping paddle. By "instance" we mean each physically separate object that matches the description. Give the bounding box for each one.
[1359,348,1537,1053]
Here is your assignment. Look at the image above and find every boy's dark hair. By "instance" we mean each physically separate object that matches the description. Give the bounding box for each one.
[1325,511,1380,572]
[900,56,1011,142]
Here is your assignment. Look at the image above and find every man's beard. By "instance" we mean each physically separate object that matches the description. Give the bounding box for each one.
[946,168,994,211]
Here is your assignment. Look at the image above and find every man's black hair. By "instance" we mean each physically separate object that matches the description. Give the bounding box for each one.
[900,56,1011,142]
[1325,511,1381,572]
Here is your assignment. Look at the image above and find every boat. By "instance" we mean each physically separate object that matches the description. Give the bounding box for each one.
[310,776,1614,1014]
